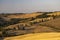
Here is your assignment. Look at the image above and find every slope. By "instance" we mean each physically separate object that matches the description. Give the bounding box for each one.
[40,18,60,31]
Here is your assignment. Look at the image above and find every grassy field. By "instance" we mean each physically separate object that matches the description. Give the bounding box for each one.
[4,32,60,40]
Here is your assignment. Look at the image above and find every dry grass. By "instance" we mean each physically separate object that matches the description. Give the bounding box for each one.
[4,32,60,40]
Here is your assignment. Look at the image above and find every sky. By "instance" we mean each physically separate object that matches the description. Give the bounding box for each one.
[0,0,60,13]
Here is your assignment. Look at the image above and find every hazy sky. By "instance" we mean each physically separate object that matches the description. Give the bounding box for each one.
[0,0,60,13]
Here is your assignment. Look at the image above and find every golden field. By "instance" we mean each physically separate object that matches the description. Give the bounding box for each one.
[4,32,60,40]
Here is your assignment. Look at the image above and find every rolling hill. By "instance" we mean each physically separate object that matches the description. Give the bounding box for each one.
[0,11,60,40]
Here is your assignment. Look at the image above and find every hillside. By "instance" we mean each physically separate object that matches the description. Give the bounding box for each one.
[40,18,60,31]
[0,12,60,39]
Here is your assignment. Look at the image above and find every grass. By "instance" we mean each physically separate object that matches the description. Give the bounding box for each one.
[4,32,60,40]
